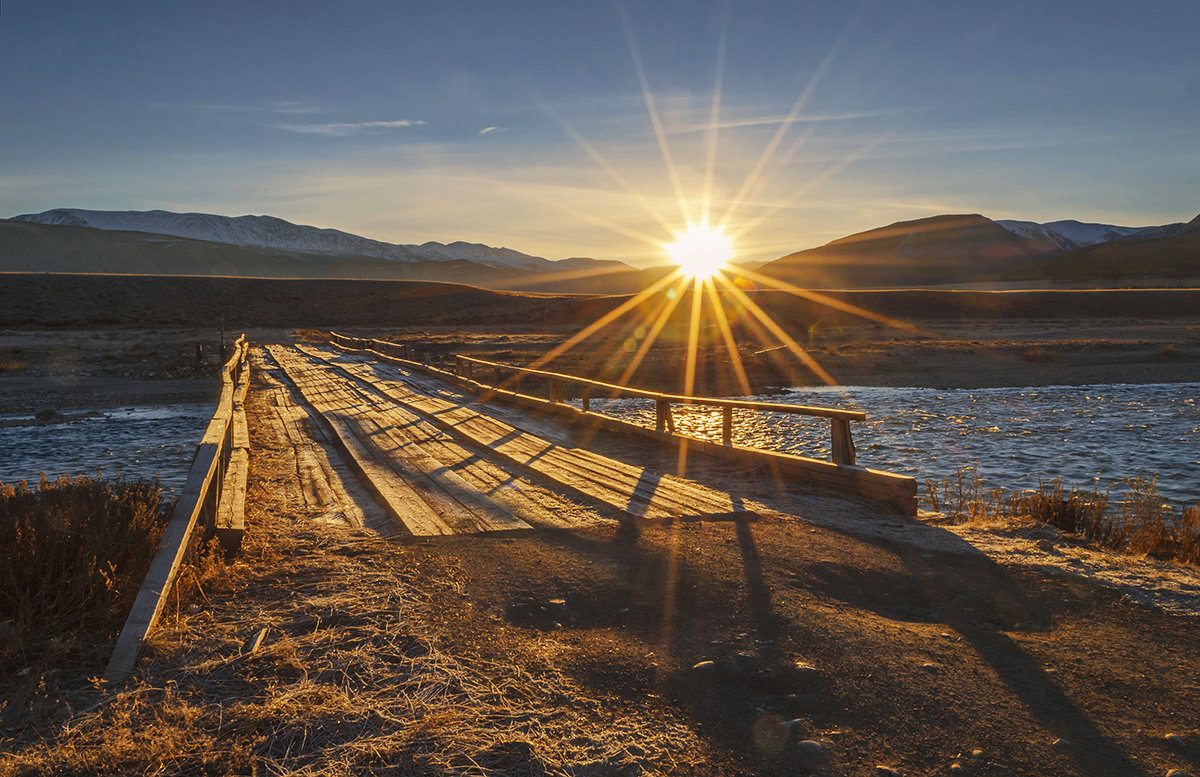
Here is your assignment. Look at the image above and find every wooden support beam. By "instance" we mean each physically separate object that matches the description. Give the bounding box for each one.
[722,406,733,446]
[831,418,856,466]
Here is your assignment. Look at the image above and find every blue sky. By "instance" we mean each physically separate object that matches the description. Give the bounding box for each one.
[2,0,1198,264]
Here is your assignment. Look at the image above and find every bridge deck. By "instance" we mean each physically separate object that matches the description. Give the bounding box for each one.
[257,343,861,539]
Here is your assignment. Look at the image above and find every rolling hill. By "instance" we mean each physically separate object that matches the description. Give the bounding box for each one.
[0,219,653,294]
[755,214,1057,288]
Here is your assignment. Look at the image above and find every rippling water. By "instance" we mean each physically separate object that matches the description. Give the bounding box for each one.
[578,383,1200,505]
[0,404,212,495]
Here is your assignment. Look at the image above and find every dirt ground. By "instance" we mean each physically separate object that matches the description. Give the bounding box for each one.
[2,348,1198,777]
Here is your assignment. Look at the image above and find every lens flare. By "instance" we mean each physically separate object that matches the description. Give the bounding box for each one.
[665,223,732,279]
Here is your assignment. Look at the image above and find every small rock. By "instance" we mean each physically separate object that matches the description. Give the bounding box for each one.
[548,598,566,607]
[1052,737,1071,750]
[796,740,828,760]
[1164,733,1187,749]
[921,662,939,672]
[794,661,820,676]
[876,766,902,777]
[1166,770,1195,777]
[692,660,717,673]
[949,763,965,775]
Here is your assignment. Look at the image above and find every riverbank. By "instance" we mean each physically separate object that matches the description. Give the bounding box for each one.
[3,317,1197,417]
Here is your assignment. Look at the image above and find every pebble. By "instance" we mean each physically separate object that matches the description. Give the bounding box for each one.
[692,660,716,673]
[794,661,820,676]
[875,766,902,777]
[970,748,984,759]
[949,763,965,775]
[1164,733,1187,749]
[921,662,939,672]
[796,740,828,760]
[1052,737,1071,750]
[1166,770,1195,777]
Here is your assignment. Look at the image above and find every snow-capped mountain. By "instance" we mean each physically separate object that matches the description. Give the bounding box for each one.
[997,218,1191,249]
[11,208,573,272]
[993,220,1079,254]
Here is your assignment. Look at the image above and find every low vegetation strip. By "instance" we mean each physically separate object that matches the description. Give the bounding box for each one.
[0,476,170,730]
[926,468,1200,566]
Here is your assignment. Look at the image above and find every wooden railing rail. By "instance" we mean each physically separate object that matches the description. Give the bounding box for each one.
[329,332,862,466]
[106,334,249,680]
[453,354,862,466]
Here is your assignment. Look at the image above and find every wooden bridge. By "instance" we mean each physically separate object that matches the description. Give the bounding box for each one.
[107,333,916,677]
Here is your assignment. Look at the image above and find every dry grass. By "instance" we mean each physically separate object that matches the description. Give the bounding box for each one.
[0,475,169,643]
[0,507,703,776]
[925,467,1200,565]
[0,475,171,736]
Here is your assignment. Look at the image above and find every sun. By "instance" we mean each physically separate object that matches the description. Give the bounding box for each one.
[665,223,733,278]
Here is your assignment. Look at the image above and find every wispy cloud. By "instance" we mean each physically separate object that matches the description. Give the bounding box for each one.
[155,100,322,115]
[670,108,918,134]
[478,126,503,136]
[275,119,427,137]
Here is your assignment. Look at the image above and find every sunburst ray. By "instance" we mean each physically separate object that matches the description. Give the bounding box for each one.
[619,3,693,225]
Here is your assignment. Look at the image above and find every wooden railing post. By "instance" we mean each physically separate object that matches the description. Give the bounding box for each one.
[582,388,591,413]
[722,406,733,445]
[831,418,856,466]
[494,366,502,386]
[655,399,674,433]
[550,378,562,403]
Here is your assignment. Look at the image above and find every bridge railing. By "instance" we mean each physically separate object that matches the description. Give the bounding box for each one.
[452,354,864,466]
[329,331,863,465]
[106,334,250,680]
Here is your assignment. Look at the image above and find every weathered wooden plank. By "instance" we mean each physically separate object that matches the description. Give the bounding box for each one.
[288,351,534,533]
[270,347,453,537]
[215,448,248,551]
[106,441,221,679]
[299,346,734,519]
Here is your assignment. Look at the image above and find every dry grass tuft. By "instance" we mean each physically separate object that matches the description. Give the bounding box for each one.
[925,468,1200,566]
[0,475,169,643]
[0,475,171,736]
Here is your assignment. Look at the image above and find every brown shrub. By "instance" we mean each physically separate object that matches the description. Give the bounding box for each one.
[0,475,170,661]
[924,468,1199,566]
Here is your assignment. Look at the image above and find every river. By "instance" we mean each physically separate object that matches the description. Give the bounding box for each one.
[0,404,213,494]
[578,382,1200,505]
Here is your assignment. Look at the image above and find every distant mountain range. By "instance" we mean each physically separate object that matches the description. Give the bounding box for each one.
[12,208,632,275]
[758,212,1200,288]
[5,206,1199,292]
